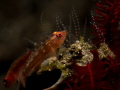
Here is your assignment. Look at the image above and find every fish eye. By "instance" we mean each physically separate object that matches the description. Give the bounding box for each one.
[3,79,7,85]
[56,32,62,37]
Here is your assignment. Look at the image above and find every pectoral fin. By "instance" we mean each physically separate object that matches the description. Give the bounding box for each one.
[19,74,26,88]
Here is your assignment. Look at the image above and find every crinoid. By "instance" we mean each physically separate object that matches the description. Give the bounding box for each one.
[62,38,115,90]
[63,0,120,90]
[91,0,120,49]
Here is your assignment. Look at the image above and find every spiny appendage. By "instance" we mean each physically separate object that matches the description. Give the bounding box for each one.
[92,0,120,45]
[66,7,82,45]
[55,7,83,46]
[70,7,81,39]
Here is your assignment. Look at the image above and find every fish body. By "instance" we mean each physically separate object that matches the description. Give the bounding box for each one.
[3,50,31,88]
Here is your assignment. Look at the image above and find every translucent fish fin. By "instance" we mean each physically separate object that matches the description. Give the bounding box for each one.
[19,74,26,88]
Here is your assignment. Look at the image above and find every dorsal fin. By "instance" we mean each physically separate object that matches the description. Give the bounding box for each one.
[23,38,38,47]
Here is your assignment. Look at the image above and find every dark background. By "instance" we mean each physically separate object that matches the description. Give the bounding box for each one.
[0,0,96,90]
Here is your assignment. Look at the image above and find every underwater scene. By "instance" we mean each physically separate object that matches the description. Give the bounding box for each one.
[0,0,120,90]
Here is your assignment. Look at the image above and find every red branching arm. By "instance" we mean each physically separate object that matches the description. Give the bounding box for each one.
[92,0,120,47]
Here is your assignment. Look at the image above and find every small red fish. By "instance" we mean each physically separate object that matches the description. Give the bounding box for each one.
[21,31,67,87]
[3,50,31,88]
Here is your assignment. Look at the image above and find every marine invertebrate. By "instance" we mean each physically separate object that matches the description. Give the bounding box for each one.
[48,0,120,89]
[91,0,120,63]
[63,0,120,89]
[36,37,115,90]
[60,39,115,90]
[92,0,120,46]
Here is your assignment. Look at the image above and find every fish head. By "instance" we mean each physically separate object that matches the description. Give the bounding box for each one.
[51,31,67,47]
